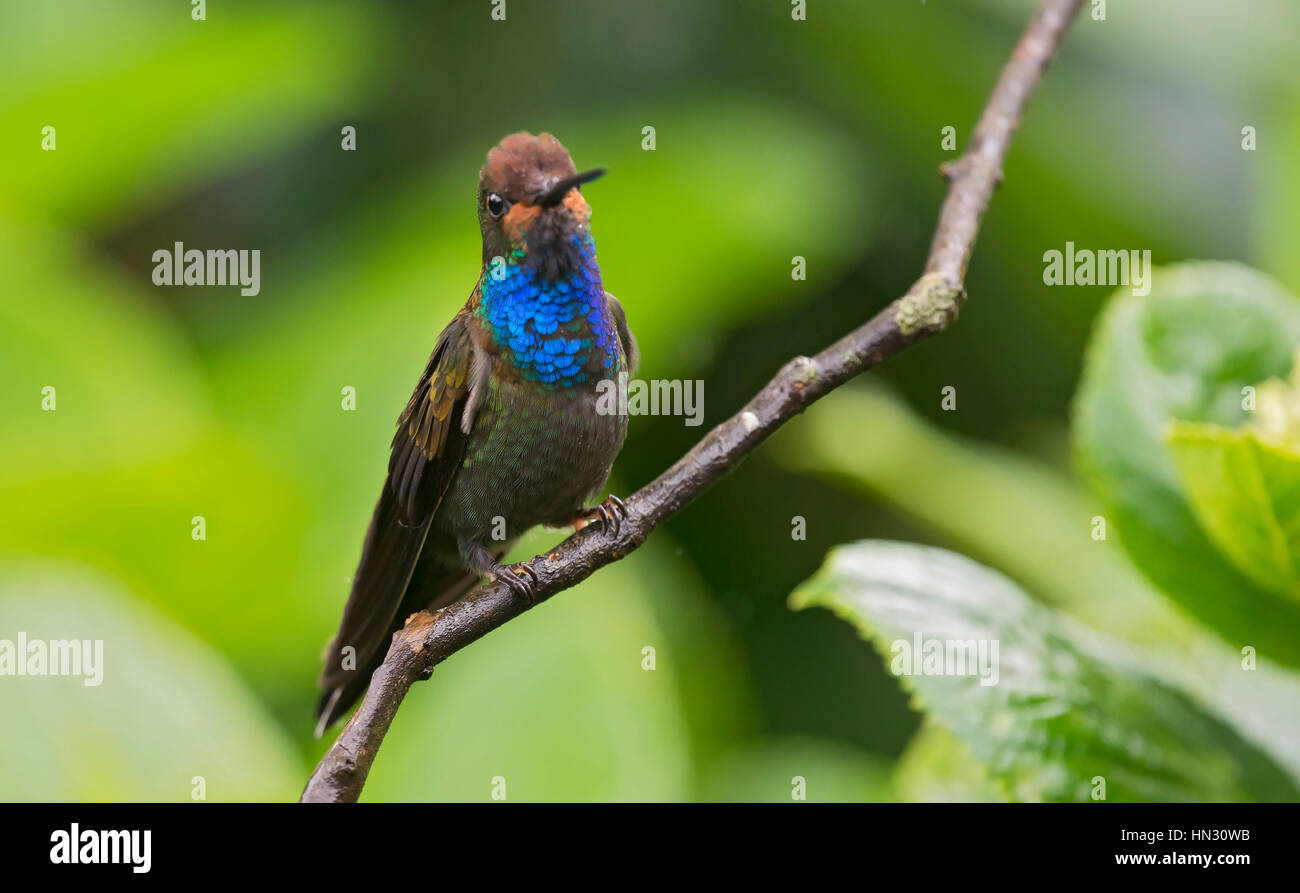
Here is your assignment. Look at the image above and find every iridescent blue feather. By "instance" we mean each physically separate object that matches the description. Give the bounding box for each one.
[478,235,618,387]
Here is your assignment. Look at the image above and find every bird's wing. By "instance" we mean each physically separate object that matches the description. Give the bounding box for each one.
[390,309,489,525]
[606,291,639,375]
[316,309,487,727]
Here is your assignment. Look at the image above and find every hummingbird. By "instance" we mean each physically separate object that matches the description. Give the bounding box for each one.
[315,132,637,735]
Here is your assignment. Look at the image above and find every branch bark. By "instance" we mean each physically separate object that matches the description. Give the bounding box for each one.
[301,0,1086,803]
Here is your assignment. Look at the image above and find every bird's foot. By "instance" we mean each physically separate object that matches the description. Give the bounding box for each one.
[490,561,540,607]
[569,494,628,538]
[458,536,540,607]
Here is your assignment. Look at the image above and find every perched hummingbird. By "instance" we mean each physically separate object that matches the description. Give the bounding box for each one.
[315,133,637,735]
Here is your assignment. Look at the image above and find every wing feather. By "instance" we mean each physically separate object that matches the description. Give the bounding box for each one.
[316,309,485,730]
[606,292,639,374]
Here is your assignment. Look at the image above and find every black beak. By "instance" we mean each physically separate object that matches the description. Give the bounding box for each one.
[536,168,605,207]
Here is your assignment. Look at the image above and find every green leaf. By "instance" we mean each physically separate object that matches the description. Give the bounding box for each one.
[894,723,1008,803]
[0,563,302,801]
[1170,422,1300,604]
[1074,261,1300,665]
[790,540,1300,802]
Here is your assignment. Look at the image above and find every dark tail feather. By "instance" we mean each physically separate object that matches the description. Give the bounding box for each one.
[314,677,365,739]
[315,481,431,734]
[315,509,480,735]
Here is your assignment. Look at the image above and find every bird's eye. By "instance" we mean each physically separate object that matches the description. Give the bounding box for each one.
[486,193,507,218]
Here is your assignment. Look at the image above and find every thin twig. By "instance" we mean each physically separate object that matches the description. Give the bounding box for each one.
[301,0,1086,803]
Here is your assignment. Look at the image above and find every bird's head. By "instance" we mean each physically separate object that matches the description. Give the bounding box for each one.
[477,132,605,279]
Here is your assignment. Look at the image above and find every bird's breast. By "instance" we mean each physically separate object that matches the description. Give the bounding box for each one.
[436,374,628,541]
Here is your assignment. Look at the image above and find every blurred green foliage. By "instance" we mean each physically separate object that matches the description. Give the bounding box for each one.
[2,0,1299,801]
[0,563,301,801]
[792,541,1300,802]
[1074,263,1300,666]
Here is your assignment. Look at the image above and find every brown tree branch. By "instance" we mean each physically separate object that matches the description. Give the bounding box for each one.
[301,0,1086,803]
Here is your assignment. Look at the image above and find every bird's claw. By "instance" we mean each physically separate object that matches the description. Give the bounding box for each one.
[573,494,628,538]
[493,562,540,607]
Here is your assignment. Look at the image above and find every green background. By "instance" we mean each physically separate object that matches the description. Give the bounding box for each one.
[2,0,1299,801]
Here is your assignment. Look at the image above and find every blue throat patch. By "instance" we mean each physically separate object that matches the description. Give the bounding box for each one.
[479,235,619,388]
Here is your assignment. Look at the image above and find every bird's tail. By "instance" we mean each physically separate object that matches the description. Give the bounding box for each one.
[314,484,481,736]
[314,551,480,736]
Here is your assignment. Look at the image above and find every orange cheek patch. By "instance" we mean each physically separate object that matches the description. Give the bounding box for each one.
[503,203,541,243]
[563,189,591,218]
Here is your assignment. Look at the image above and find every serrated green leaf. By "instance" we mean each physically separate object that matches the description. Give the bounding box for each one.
[1074,261,1300,665]
[894,723,1008,803]
[790,540,1300,802]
